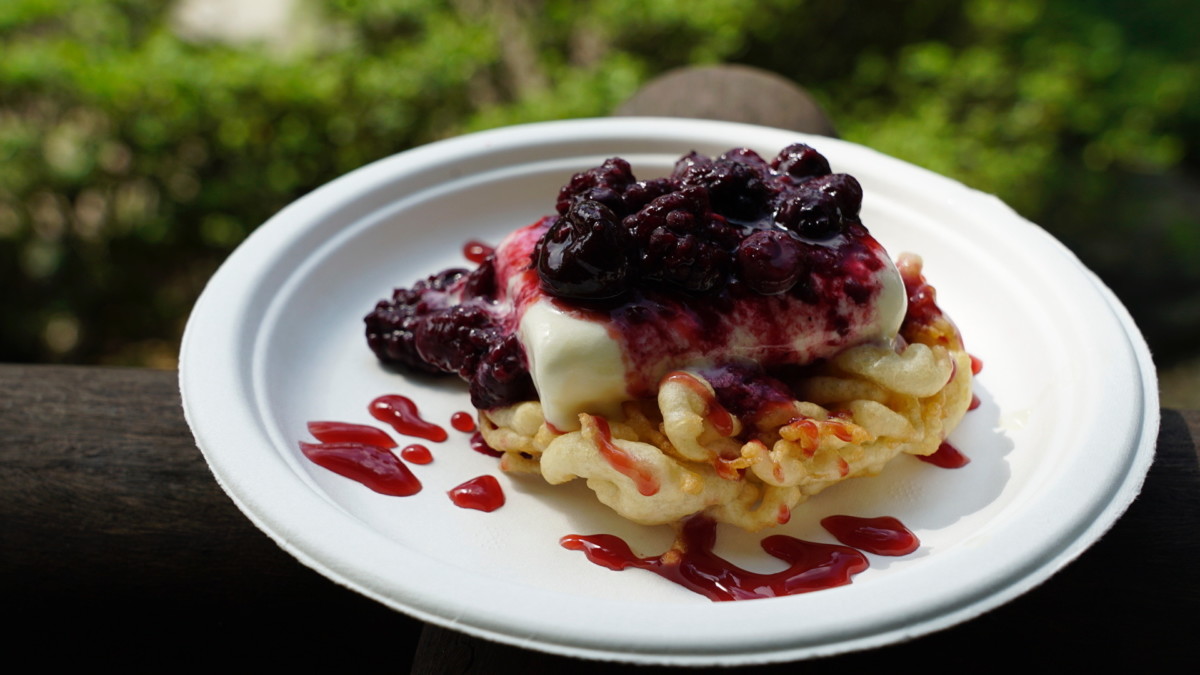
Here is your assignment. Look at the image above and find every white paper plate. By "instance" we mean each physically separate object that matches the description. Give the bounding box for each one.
[180,118,1158,665]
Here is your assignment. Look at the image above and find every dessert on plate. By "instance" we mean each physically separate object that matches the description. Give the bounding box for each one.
[365,144,972,531]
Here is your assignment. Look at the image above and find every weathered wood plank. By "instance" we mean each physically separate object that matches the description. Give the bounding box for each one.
[0,364,422,668]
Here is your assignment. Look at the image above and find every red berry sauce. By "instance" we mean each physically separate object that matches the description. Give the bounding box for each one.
[449,475,505,512]
[918,441,970,468]
[369,394,448,443]
[299,441,421,496]
[307,420,397,448]
[561,516,868,601]
[400,443,433,465]
[469,431,503,458]
[897,257,943,328]
[821,515,919,556]
[450,411,477,433]
[592,416,660,497]
[663,371,735,436]
[463,240,494,264]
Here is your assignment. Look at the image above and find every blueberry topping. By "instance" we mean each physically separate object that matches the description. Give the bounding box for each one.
[622,186,735,292]
[620,178,674,214]
[413,304,496,377]
[806,173,863,218]
[772,143,831,179]
[556,158,636,215]
[676,148,773,221]
[624,187,711,242]
[736,230,804,295]
[422,267,468,292]
[775,189,843,240]
[671,151,710,178]
[461,257,496,300]
[642,226,730,293]
[536,200,636,300]
[469,334,536,409]
[366,143,883,411]
[364,269,468,374]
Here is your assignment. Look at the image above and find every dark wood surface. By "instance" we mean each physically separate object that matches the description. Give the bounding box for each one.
[5,66,1198,670]
[3,364,1197,670]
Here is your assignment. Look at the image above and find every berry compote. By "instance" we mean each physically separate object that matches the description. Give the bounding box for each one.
[365,145,904,428]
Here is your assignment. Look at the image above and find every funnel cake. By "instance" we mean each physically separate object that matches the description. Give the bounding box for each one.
[366,145,972,530]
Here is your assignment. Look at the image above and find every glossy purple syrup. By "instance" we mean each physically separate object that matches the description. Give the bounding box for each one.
[463,240,494,264]
[448,475,505,512]
[450,411,477,433]
[299,441,421,497]
[821,515,919,556]
[591,416,660,496]
[369,394,448,443]
[400,444,433,465]
[469,431,503,458]
[561,516,868,601]
[307,421,396,448]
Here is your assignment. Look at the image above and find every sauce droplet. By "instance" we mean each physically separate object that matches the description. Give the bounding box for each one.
[400,444,433,465]
[368,394,448,442]
[591,416,660,496]
[299,441,421,496]
[918,441,970,468]
[561,516,867,601]
[898,258,943,327]
[448,475,505,512]
[469,431,503,457]
[450,411,477,433]
[714,456,743,480]
[821,515,919,556]
[663,371,735,436]
[463,239,494,264]
[968,393,981,411]
[307,421,396,449]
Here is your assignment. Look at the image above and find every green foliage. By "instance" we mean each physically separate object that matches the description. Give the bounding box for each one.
[809,0,1200,357]
[2,0,1198,365]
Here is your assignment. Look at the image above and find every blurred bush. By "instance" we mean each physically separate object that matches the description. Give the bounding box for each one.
[2,0,1197,367]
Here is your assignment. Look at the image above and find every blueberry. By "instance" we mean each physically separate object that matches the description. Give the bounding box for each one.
[623,187,711,243]
[418,267,467,293]
[535,200,635,300]
[806,173,863,218]
[413,304,496,377]
[642,226,729,293]
[718,147,770,169]
[556,158,636,215]
[469,334,536,409]
[775,189,843,240]
[735,230,804,294]
[364,269,468,373]
[621,178,674,213]
[677,149,773,221]
[772,143,831,179]
[623,186,733,292]
[365,297,438,373]
[671,151,711,179]
[461,257,496,300]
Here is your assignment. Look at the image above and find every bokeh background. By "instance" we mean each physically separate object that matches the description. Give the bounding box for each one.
[3,0,1198,403]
